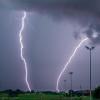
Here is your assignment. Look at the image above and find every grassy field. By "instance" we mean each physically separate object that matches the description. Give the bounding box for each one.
[0,93,99,100]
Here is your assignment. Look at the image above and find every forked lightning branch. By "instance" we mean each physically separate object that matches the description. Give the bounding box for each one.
[19,12,31,92]
[56,37,88,92]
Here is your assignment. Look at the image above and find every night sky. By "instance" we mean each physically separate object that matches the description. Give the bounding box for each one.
[0,0,100,91]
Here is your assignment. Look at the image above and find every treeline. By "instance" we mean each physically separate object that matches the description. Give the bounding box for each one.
[0,86,100,99]
[93,86,100,99]
[0,89,24,97]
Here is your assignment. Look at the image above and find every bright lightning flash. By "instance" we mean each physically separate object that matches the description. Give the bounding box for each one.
[19,11,31,92]
[56,37,88,92]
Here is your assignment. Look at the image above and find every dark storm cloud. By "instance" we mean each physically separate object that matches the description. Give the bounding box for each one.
[1,0,100,20]
[1,0,100,44]
[85,23,100,45]
[0,0,100,14]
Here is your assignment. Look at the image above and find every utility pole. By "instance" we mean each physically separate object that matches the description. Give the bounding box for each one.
[85,46,95,100]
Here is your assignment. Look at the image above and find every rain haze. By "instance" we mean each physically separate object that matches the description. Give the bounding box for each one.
[0,0,100,92]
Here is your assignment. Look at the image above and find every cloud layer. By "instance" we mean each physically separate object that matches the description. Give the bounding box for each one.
[1,0,100,14]
[1,0,100,44]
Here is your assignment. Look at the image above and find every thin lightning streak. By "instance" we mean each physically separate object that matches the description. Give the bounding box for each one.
[56,38,88,92]
[19,11,31,92]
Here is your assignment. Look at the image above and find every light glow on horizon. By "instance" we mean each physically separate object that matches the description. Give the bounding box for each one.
[19,11,31,92]
[56,37,88,92]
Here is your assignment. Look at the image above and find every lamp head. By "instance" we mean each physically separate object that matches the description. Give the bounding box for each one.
[91,46,95,50]
[85,46,90,50]
[85,46,95,50]
[69,72,73,75]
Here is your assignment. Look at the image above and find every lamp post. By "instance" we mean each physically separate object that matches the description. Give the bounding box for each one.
[69,72,73,100]
[85,46,95,100]
[69,72,73,91]
[64,80,67,92]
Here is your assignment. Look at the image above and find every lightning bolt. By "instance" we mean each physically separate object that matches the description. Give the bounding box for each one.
[19,11,31,92]
[56,38,88,92]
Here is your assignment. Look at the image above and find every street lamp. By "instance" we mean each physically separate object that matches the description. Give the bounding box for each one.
[69,72,73,91]
[64,80,67,92]
[85,46,95,100]
[69,72,73,100]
